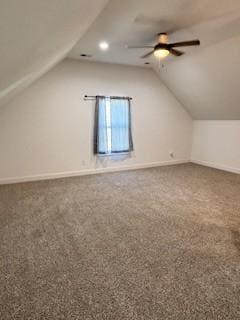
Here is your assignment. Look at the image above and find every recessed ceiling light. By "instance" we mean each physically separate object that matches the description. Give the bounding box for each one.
[99,41,109,51]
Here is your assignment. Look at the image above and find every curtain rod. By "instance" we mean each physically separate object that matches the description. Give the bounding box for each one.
[84,95,132,101]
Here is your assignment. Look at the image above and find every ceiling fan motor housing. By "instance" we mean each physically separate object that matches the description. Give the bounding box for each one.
[155,43,169,50]
[158,33,168,44]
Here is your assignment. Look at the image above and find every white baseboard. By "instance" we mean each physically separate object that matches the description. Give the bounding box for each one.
[191,159,240,175]
[0,159,190,185]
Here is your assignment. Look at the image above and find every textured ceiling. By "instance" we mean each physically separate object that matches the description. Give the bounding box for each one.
[69,0,240,119]
[0,0,108,107]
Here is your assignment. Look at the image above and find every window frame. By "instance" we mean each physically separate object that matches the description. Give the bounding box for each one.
[94,96,133,156]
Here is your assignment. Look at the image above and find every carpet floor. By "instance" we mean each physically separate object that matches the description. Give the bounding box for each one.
[0,163,240,319]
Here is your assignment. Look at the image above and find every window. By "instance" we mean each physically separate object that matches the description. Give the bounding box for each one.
[94,96,133,155]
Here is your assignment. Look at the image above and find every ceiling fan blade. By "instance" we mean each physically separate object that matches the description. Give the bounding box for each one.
[141,50,155,58]
[169,40,200,48]
[127,45,154,49]
[169,48,184,56]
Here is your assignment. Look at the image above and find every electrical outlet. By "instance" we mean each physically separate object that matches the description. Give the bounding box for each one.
[169,151,174,158]
[81,160,86,166]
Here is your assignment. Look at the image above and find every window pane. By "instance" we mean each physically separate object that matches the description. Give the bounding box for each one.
[110,99,130,153]
[106,99,112,153]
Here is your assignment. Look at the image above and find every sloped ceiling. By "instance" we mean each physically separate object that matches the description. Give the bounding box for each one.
[1,0,240,119]
[69,0,240,120]
[0,0,108,107]
[156,10,240,119]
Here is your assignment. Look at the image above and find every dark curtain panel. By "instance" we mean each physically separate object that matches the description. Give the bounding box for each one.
[93,97,99,154]
[93,96,107,154]
[127,98,134,152]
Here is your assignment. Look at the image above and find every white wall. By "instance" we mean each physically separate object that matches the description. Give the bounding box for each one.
[191,121,240,174]
[0,59,192,183]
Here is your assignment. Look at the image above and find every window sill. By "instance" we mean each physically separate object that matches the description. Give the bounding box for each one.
[97,152,131,157]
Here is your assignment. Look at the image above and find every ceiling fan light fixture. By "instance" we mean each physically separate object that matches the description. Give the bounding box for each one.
[154,48,169,59]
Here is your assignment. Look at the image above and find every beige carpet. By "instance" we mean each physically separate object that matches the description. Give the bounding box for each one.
[0,163,240,319]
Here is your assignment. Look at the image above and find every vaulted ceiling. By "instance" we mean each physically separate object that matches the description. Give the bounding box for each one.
[1,0,240,119]
[0,0,108,106]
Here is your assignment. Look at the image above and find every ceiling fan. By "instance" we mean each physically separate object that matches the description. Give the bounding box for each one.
[127,33,200,59]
